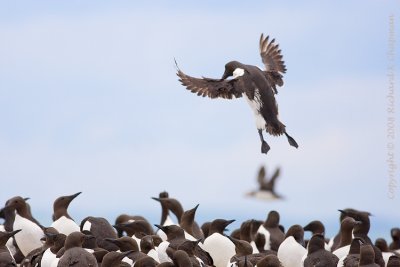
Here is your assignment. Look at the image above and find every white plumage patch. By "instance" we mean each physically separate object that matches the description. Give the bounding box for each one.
[82,220,92,232]
[201,233,236,267]
[51,216,80,236]
[256,225,271,251]
[13,213,44,256]
[243,89,266,130]
[232,68,245,78]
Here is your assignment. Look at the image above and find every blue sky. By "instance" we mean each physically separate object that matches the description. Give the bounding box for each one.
[0,1,399,241]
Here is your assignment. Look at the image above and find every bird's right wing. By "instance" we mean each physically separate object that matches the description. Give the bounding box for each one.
[177,66,243,99]
[268,167,281,193]
[257,166,269,189]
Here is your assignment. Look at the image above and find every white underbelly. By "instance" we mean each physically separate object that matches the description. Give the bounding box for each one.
[244,92,266,130]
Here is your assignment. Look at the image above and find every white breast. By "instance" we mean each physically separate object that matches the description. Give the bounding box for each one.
[277,236,307,267]
[256,225,271,251]
[41,248,56,267]
[243,90,266,130]
[147,248,160,262]
[13,213,44,256]
[332,244,350,260]
[157,241,173,263]
[50,216,80,236]
[122,256,133,265]
[201,233,236,267]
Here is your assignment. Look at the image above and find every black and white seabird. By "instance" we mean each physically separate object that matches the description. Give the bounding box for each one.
[0,229,21,267]
[177,33,298,154]
[247,166,284,200]
[302,234,338,267]
[57,231,98,267]
[51,192,81,236]
[5,196,44,257]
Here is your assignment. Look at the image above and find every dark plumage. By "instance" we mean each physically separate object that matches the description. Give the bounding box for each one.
[57,232,98,267]
[176,33,298,154]
[247,166,284,200]
[303,234,338,267]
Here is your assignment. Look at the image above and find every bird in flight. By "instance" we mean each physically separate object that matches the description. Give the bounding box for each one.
[246,165,284,200]
[176,33,298,154]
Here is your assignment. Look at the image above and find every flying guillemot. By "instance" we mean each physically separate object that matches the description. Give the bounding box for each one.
[177,33,298,154]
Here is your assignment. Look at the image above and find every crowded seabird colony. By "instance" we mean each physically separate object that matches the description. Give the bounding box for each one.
[1,32,397,267]
[0,192,400,267]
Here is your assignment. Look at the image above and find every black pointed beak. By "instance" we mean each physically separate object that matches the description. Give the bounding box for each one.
[221,70,230,80]
[151,197,161,202]
[9,229,22,237]
[70,192,82,200]
[154,224,163,230]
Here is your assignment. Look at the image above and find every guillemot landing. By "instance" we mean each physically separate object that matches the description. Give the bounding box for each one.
[177,33,298,154]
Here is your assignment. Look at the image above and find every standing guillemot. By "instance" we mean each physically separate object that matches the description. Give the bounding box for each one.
[57,231,98,267]
[176,33,298,155]
[80,216,119,252]
[246,166,284,200]
[389,227,400,251]
[276,224,306,267]
[0,229,21,266]
[201,219,236,267]
[255,210,284,252]
[302,234,338,267]
[180,204,203,240]
[51,192,81,236]
[339,209,385,267]
[332,217,361,259]
[5,196,44,257]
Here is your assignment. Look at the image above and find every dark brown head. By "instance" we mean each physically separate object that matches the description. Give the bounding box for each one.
[140,235,155,254]
[359,243,375,265]
[101,251,133,267]
[285,225,304,246]
[5,196,29,215]
[0,229,22,246]
[52,192,81,220]
[104,236,139,252]
[256,255,282,267]
[303,220,325,235]
[151,197,184,223]
[227,236,253,256]
[391,228,400,241]
[221,61,244,80]
[307,234,325,254]
[209,219,235,235]
[64,231,86,249]
[154,224,184,241]
[264,211,280,228]
[374,238,389,252]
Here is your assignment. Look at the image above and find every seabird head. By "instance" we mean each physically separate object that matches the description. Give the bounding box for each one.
[222,61,244,80]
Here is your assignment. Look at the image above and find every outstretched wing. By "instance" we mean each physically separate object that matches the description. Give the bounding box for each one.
[268,167,281,193]
[176,66,243,100]
[257,166,269,190]
[259,34,286,93]
[259,34,286,73]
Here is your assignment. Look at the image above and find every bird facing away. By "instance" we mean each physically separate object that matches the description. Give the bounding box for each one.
[176,33,298,155]
[247,166,284,200]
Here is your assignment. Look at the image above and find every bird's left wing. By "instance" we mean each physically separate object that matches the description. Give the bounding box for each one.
[259,34,286,74]
[177,67,243,99]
